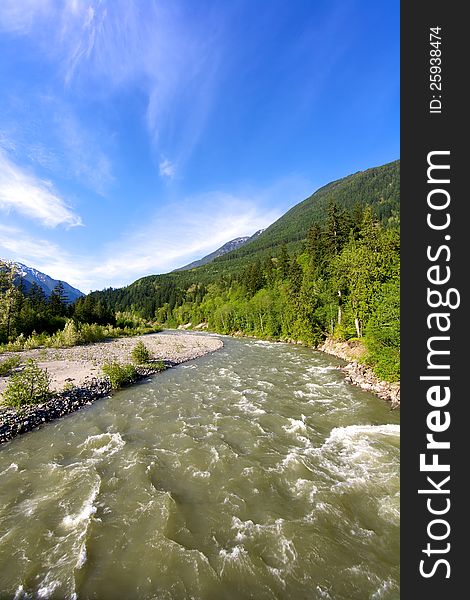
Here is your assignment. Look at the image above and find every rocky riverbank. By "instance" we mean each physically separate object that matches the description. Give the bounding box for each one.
[0,332,223,444]
[0,377,112,444]
[317,337,400,409]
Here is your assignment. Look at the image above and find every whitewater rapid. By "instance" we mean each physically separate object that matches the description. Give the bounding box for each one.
[0,333,399,600]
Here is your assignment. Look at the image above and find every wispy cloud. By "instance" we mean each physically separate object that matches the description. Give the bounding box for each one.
[159,157,176,179]
[0,224,60,260]
[1,189,282,291]
[0,96,114,197]
[53,108,114,196]
[87,183,301,288]
[0,0,53,35]
[1,1,223,177]
[0,172,313,292]
[36,190,276,290]
[0,149,82,228]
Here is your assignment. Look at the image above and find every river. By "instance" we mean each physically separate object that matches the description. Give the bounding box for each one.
[0,333,399,600]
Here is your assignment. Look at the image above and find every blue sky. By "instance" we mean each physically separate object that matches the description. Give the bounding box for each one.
[0,0,399,292]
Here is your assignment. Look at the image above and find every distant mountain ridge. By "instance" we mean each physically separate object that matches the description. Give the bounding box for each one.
[5,261,84,303]
[174,229,264,271]
[208,160,400,270]
[85,160,399,314]
[170,160,399,280]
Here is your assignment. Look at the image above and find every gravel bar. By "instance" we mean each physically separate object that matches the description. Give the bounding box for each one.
[0,332,223,444]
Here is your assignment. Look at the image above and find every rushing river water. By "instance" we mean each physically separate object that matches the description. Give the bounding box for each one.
[0,333,399,600]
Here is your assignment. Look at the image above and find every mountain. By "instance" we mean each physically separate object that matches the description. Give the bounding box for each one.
[174,230,264,271]
[89,160,399,313]
[8,262,84,303]
[202,160,400,274]
[167,159,399,281]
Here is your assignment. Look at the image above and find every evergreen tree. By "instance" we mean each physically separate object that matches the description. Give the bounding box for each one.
[264,256,276,287]
[49,282,68,316]
[247,261,264,296]
[278,245,290,279]
[28,282,48,311]
[324,202,352,257]
[306,223,326,272]
[287,258,303,298]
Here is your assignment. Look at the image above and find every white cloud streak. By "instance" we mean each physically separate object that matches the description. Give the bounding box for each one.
[159,158,176,179]
[97,192,279,279]
[1,1,222,176]
[0,150,82,228]
[0,224,60,260]
[0,185,290,292]
[1,95,114,197]
[68,189,281,290]
[0,0,53,34]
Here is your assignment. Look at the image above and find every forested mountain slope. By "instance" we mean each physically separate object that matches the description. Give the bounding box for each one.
[213,159,399,262]
[95,159,399,306]
[1,160,400,382]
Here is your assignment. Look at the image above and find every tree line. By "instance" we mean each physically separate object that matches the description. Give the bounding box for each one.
[95,202,400,381]
[0,263,115,344]
[1,199,400,382]
[167,204,399,381]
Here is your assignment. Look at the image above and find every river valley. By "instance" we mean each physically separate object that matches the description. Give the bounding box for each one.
[0,333,399,600]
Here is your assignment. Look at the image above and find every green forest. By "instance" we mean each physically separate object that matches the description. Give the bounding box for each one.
[1,161,400,382]
[0,265,159,353]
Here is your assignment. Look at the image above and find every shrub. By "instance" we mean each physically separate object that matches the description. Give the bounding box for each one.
[151,360,166,372]
[0,355,20,377]
[102,362,137,390]
[80,323,106,343]
[2,359,52,407]
[366,346,400,382]
[0,334,26,353]
[24,332,49,350]
[131,341,151,365]
[0,320,162,353]
[48,319,80,348]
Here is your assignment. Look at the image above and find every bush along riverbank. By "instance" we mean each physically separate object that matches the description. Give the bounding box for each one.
[317,337,400,409]
[0,362,171,445]
[0,378,111,444]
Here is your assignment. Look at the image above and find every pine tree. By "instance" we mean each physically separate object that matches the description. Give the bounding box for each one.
[278,245,290,279]
[28,282,48,311]
[287,258,303,298]
[244,261,264,296]
[324,202,352,257]
[49,282,68,316]
[264,256,276,287]
[306,223,326,272]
